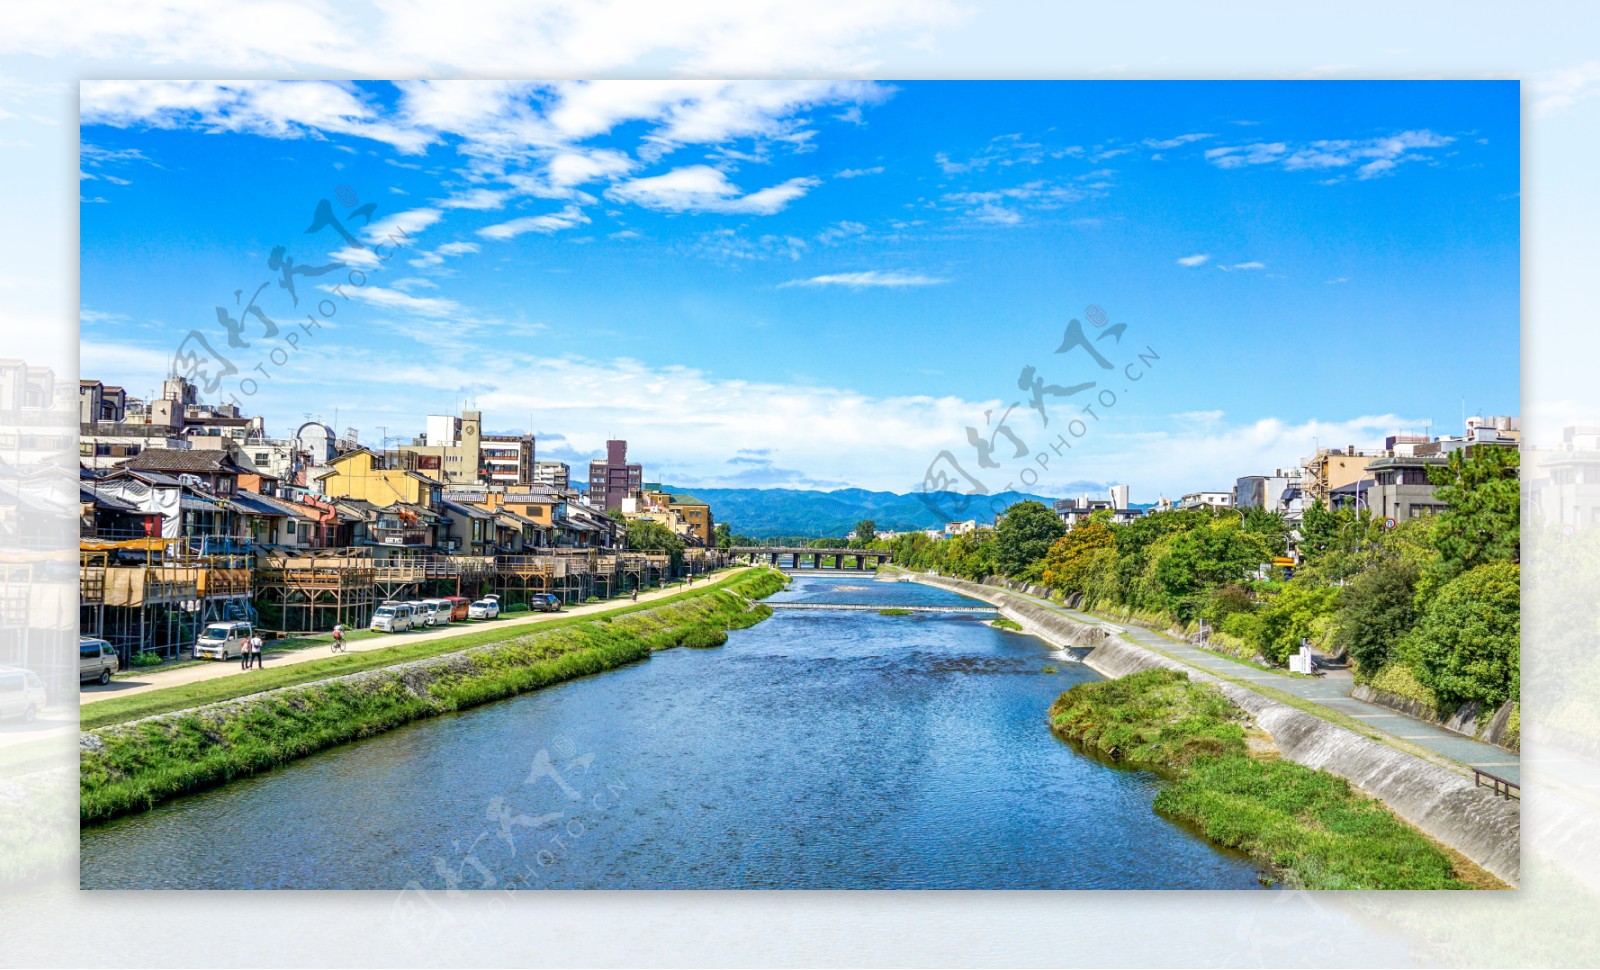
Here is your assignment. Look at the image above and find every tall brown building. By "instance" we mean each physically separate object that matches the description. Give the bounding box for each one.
[588,439,642,511]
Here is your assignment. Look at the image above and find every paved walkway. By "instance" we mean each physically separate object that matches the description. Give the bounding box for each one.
[80,568,750,706]
[999,585,1520,784]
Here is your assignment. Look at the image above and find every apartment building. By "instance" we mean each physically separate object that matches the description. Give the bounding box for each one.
[533,460,570,490]
[588,439,643,511]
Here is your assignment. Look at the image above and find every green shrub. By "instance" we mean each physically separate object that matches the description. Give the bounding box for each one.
[130,652,164,668]
[1336,558,1420,675]
[1154,756,1466,889]
[1048,668,1248,769]
[1049,667,1477,890]
[1366,663,1440,713]
[1405,561,1520,709]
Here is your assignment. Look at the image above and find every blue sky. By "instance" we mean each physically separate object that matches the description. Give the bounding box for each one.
[80,80,1518,499]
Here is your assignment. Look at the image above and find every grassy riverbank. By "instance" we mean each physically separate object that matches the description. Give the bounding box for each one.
[1048,669,1495,889]
[82,568,765,731]
[81,569,785,824]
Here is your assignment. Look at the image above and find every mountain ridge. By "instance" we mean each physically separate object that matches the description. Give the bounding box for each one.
[661,485,1060,539]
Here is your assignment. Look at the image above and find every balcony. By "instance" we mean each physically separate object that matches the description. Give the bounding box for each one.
[372,526,431,546]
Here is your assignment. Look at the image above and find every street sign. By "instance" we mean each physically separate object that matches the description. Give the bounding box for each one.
[1272,557,1295,567]
[1384,517,1397,529]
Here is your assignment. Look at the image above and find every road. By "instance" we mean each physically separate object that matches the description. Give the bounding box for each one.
[80,568,749,706]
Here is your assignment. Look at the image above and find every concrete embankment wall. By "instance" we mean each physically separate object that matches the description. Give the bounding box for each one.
[911,571,1523,886]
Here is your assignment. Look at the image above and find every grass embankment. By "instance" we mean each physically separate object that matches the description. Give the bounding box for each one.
[80,569,785,824]
[1048,668,1494,889]
[83,569,761,731]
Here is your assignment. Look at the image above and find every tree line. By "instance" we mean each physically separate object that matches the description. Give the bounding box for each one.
[878,447,1520,717]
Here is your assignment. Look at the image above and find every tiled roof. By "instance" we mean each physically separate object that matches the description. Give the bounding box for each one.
[80,483,140,512]
[122,448,242,473]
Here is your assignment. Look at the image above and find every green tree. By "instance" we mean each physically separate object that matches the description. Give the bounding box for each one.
[626,519,686,569]
[1040,521,1113,597]
[991,501,1066,577]
[1150,521,1273,621]
[714,522,732,549]
[1428,446,1520,583]
[1334,558,1420,675]
[1404,560,1520,708]
[852,519,877,547]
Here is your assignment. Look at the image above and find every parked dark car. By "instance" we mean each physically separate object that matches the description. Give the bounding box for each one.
[529,594,561,613]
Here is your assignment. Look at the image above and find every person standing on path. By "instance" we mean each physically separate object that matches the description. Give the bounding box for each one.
[239,639,251,671]
[252,633,266,669]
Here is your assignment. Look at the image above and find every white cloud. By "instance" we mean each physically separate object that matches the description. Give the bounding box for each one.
[836,166,884,178]
[478,204,591,239]
[605,165,819,215]
[436,241,479,256]
[816,220,868,244]
[322,284,459,317]
[1533,61,1600,116]
[1218,260,1266,271]
[437,187,511,210]
[80,80,434,153]
[1142,133,1214,150]
[779,271,947,289]
[362,207,442,246]
[1177,253,1210,267]
[1206,130,1455,180]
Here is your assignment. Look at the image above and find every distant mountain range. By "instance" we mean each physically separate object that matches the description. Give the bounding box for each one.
[662,486,1060,540]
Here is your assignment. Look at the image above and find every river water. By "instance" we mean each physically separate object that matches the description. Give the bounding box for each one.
[80,573,1268,890]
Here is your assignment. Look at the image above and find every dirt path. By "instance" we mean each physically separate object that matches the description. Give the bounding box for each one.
[80,569,749,706]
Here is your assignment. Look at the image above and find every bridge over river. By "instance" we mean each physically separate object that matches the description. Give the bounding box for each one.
[728,546,892,569]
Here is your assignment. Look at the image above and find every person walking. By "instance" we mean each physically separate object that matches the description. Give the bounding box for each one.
[631,588,638,602]
[252,633,266,669]
[331,624,345,653]
[239,638,251,671]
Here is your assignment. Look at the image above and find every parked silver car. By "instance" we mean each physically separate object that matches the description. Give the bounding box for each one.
[79,637,120,685]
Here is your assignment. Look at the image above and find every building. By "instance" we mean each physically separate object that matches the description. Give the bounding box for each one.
[79,380,127,423]
[1234,471,1297,512]
[119,446,247,497]
[630,486,716,546]
[396,409,536,487]
[533,460,570,490]
[1364,421,1520,524]
[1053,495,1142,529]
[316,448,443,508]
[1177,491,1233,511]
[1531,426,1600,529]
[588,439,643,511]
[1301,445,1386,507]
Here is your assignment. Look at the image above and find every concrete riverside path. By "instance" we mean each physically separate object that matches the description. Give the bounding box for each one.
[989,582,1521,785]
[80,568,753,707]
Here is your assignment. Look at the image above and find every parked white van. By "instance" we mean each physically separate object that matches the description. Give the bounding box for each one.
[371,603,415,633]
[405,600,438,627]
[194,621,255,661]
[80,637,120,685]
[424,598,455,624]
[0,668,46,722]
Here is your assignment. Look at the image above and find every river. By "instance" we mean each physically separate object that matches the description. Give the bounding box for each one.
[80,572,1268,889]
